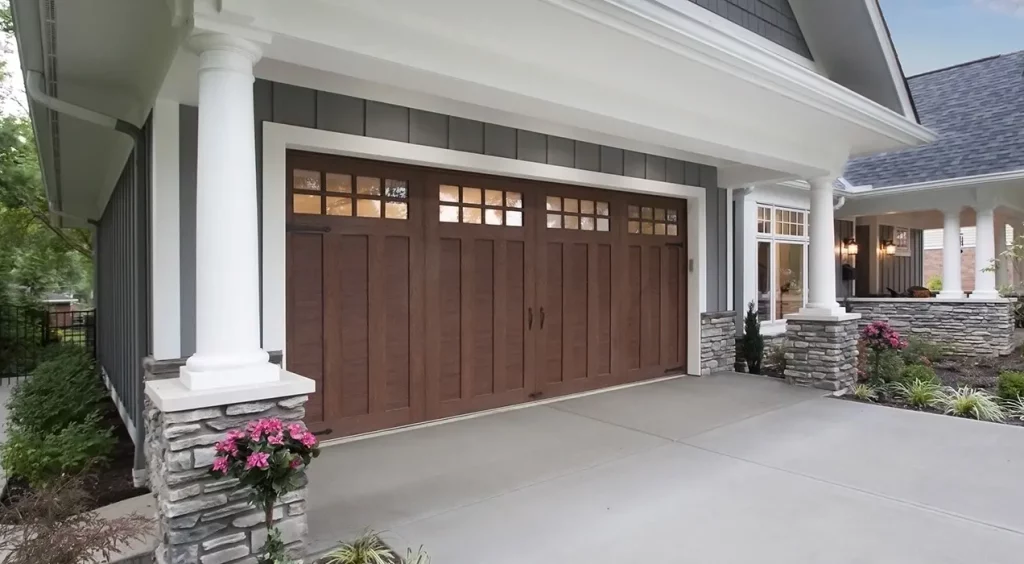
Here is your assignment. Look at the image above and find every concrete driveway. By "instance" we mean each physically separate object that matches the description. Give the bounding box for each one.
[306,373,1024,563]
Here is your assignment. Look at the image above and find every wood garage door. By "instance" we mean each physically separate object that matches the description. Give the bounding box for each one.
[285,152,686,439]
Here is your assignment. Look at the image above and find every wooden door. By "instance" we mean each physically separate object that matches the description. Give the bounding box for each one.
[285,153,425,439]
[423,172,537,420]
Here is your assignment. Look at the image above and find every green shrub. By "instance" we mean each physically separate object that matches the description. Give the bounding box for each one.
[925,275,942,293]
[1,413,115,487]
[868,349,905,384]
[939,387,1005,422]
[6,345,106,435]
[742,302,763,374]
[891,379,946,409]
[1006,396,1024,422]
[997,371,1024,400]
[901,338,948,366]
[851,383,879,402]
[899,364,938,385]
[765,344,787,372]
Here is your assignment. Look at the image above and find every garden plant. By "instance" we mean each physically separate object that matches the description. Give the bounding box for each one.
[742,301,763,375]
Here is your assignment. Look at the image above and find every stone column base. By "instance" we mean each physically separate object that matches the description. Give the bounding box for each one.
[783,314,860,391]
[145,373,314,564]
[700,311,737,376]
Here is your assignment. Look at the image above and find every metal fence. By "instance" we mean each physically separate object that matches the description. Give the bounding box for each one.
[0,306,96,383]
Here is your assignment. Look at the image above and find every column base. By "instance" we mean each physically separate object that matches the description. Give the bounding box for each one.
[936,290,965,299]
[783,315,860,391]
[785,309,861,322]
[970,290,1003,300]
[145,376,315,564]
[181,361,281,391]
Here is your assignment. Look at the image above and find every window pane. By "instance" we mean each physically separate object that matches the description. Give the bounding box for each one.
[356,177,380,196]
[507,210,523,227]
[547,213,562,228]
[440,205,459,223]
[356,199,381,218]
[628,221,640,234]
[667,224,678,236]
[485,209,503,225]
[581,217,595,231]
[654,223,666,235]
[547,196,562,212]
[776,242,804,320]
[385,179,408,199]
[325,196,352,216]
[463,187,482,205]
[326,173,351,193]
[667,209,678,222]
[293,194,321,215]
[565,216,580,230]
[440,185,460,203]
[564,198,579,213]
[597,201,610,216]
[642,221,654,234]
[628,205,640,219]
[597,218,610,232]
[654,208,666,221]
[642,207,653,220]
[293,169,320,191]
[485,189,503,206]
[757,241,771,320]
[463,207,482,224]
[580,200,595,215]
[506,192,523,208]
[385,202,408,220]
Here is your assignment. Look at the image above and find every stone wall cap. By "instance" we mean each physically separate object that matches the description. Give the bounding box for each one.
[784,312,861,322]
[846,297,1011,304]
[145,370,315,413]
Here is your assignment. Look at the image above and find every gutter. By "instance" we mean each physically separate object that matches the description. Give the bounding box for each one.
[26,70,143,142]
[845,168,1024,198]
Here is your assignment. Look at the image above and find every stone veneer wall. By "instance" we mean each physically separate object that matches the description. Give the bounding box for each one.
[144,356,307,564]
[784,318,859,391]
[700,311,736,375]
[845,298,1014,356]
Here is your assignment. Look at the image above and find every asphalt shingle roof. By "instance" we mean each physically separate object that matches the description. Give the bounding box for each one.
[843,50,1024,188]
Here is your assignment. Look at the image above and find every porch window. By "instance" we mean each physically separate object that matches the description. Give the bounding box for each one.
[756,205,808,322]
[893,226,911,257]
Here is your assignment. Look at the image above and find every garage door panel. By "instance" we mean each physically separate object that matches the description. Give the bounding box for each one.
[662,246,682,366]
[286,233,324,424]
[383,236,412,411]
[471,239,495,397]
[563,243,589,382]
[543,243,564,384]
[503,240,526,392]
[437,238,463,403]
[330,234,370,420]
[642,245,662,369]
[625,245,643,371]
[594,243,612,376]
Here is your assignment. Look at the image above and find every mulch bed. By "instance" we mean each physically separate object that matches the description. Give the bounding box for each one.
[0,392,150,522]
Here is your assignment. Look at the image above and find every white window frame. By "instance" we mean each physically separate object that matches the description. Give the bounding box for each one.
[755,204,809,327]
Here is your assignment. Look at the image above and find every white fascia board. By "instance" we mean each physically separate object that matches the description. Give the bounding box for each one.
[559,0,936,148]
[846,169,1024,198]
[862,0,917,121]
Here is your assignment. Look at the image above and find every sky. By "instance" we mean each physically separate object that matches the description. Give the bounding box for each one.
[879,0,1024,75]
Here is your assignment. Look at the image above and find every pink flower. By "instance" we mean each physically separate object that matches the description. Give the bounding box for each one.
[245,451,270,470]
[290,458,303,469]
[226,430,246,442]
[288,423,306,440]
[212,456,231,474]
[300,432,317,448]
[267,432,284,446]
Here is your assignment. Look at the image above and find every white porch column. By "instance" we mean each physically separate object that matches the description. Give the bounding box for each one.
[995,217,1009,290]
[801,176,842,314]
[937,208,964,299]
[181,32,279,389]
[972,204,1000,299]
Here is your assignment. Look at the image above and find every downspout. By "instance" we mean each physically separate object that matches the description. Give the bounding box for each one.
[834,196,846,211]
[26,69,149,479]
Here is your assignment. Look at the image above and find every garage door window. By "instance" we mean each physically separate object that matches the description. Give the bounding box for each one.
[546,196,610,231]
[439,185,522,226]
[627,205,679,236]
[292,169,409,220]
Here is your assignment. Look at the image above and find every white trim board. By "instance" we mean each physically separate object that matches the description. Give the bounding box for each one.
[150,99,182,360]
[261,122,707,376]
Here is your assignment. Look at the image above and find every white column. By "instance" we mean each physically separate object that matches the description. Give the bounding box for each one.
[739,188,758,330]
[181,32,279,390]
[995,218,1008,290]
[972,205,1000,299]
[800,176,843,315]
[937,208,964,299]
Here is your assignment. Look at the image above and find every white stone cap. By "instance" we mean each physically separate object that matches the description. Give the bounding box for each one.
[784,311,862,322]
[845,297,1011,304]
[145,370,315,413]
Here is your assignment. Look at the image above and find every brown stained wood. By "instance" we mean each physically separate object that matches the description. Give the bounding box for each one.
[286,150,686,438]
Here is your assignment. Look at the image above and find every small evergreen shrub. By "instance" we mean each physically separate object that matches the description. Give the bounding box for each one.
[868,349,905,385]
[6,345,106,435]
[901,338,948,366]
[997,371,1024,400]
[1,413,115,487]
[899,364,938,385]
[742,302,764,375]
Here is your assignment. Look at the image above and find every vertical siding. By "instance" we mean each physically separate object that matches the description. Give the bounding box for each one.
[855,225,870,297]
[687,0,811,58]
[96,119,150,468]
[835,220,855,299]
[178,81,723,349]
[878,225,924,294]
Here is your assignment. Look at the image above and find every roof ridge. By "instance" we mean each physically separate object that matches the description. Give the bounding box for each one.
[909,51,1019,80]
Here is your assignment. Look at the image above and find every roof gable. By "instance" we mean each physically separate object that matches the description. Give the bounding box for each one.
[844,51,1024,188]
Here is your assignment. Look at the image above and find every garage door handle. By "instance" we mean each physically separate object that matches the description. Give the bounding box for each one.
[539,307,545,329]
[528,308,533,330]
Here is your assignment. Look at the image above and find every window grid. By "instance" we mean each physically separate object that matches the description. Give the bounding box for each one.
[291,169,409,220]
[757,205,772,234]
[774,208,806,237]
[755,203,809,323]
[546,197,610,232]
[439,185,523,227]
[627,205,679,236]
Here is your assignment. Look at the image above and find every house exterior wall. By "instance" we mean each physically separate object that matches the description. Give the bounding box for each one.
[176,79,726,356]
[96,118,151,470]
[688,0,811,58]
[878,224,924,294]
[924,248,976,292]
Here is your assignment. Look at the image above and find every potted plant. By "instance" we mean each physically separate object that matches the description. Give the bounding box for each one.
[742,301,764,375]
[210,418,320,564]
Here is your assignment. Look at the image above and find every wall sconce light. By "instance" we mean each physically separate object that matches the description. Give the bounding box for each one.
[843,238,859,256]
[883,240,897,256]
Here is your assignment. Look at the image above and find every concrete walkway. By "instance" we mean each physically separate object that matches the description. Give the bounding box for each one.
[307,373,1024,563]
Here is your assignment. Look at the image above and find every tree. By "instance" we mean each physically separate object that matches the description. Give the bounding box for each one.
[742,301,763,374]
